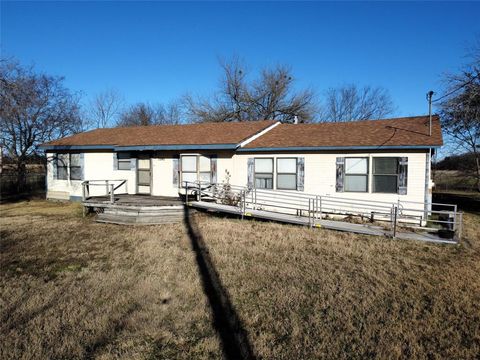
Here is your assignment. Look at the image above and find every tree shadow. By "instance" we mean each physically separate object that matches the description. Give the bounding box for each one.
[183,205,256,360]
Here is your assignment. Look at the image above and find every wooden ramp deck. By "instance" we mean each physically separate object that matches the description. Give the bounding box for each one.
[188,201,457,245]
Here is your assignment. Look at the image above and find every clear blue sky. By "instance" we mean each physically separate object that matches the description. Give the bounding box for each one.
[1,1,479,118]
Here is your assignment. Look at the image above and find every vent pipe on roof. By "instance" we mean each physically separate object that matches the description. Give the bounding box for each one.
[426,90,434,136]
[293,115,298,124]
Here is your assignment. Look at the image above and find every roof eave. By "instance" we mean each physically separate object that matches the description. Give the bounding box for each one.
[40,143,239,151]
[238,145,442,152]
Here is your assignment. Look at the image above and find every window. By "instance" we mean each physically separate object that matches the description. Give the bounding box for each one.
[117,152,131,170]
[199,156,211,183]
[56,154,68,180]
[69,154,82,180]
[344,157,368,192]
[254,158,273,189]
[373,157,398,193]
[277,158,297,190]
[181,155,211,184]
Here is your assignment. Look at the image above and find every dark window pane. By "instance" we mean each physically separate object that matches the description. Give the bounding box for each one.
[373,158,398,174]
[255,174,273,189]
[70,167,82,180]
[277,174,296,189]
[57,167,68,180]
[345,175,367,192]
[117,152,130,160]
[373,175,397,193]
[118,160,131,170]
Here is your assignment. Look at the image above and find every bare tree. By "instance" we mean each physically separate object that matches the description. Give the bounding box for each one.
[116,101,182,127]
[320,84,395,122]
[0,58,82,191]
[90,88,124,128]
[185,57,318,123]
[439,42,480,191]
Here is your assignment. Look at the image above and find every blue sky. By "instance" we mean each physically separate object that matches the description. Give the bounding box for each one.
[1,1,479,118]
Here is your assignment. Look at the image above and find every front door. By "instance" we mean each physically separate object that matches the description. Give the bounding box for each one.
[137,156,151,194]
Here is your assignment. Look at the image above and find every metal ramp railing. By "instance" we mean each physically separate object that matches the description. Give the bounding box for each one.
[183,181,462,243]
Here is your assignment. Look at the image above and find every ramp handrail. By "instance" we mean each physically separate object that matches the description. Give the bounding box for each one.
[183,180,462,242]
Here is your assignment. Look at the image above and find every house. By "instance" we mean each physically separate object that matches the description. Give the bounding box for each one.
[40,115,443,216]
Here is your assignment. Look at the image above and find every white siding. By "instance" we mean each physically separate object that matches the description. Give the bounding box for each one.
[46,150,430,209]
[229,151,429,211]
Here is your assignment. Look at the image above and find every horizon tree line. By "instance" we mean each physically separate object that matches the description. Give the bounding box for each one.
[1,43,479,191]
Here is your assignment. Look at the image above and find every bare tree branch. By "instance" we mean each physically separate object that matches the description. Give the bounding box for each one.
[185,58,319,123]
[320,84,395,122]
[0,58,82,191]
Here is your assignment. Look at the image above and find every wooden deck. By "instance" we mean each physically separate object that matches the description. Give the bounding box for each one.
[188,201,458,244]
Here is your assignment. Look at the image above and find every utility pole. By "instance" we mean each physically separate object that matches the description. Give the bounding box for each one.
[426,91,434,136]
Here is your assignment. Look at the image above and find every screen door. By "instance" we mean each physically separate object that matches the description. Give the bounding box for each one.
[137,156,151,194]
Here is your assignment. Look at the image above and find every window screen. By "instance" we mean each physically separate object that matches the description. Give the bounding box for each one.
[181,155,212,185]
[344,158,368,192]
[373,158,398,193]
[254,158,273,189]
[277,158,297,190]
[56,154,68,180]
[199,156,211,183]
[69,154,82,180]
[117,152,131,170]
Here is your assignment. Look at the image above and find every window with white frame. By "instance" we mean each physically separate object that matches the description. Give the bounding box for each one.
[344,157,368,192]
[117,152,131,170]
[254,158,273,189]
[181,155,211,184]
[373,157,398,193]
[69,154,82,180]
[56,154,69,180]
[277,158,297,190]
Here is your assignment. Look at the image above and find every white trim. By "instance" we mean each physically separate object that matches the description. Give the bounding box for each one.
[237,122,280,148]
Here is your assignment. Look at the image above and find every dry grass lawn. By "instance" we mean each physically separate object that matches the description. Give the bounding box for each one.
[1,200,479,359]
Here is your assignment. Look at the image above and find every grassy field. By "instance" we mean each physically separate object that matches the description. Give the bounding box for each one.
[1,200,479,359]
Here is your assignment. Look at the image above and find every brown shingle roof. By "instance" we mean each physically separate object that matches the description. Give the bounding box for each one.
[243,115,443,149]
[42,120,276,148]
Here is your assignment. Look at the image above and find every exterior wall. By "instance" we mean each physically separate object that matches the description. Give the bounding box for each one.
[229,150,429,211]
[46,150,234,200]
[46,149,431,211]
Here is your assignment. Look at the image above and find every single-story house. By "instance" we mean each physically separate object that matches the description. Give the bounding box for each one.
[40,115,443,214]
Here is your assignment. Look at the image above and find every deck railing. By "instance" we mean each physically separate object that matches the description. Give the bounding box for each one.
[82,179,128,204]
[183,181,462,242]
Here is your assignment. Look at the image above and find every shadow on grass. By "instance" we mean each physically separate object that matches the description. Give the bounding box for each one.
[183,205,256,360]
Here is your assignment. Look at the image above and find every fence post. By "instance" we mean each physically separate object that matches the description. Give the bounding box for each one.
[241,190,245,220]
[82,182,86,201]
[308,198,312,227]
[197,181,201,202]
[392,205,398,238]
[110,184,114,204]
[457,212,463,242]
[106,180,109,197]
[318,195,322,220]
